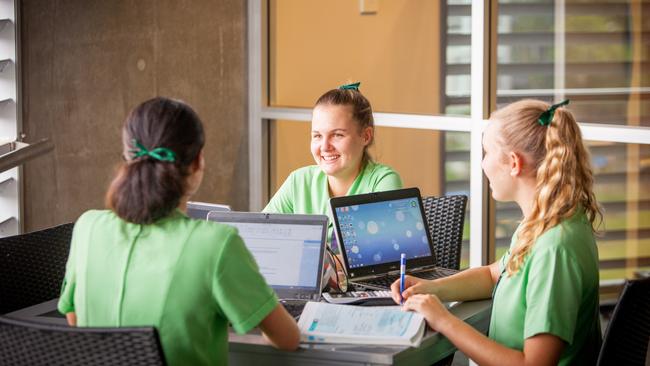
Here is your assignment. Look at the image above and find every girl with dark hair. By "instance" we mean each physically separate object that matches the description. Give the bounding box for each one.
[264,82,403,245]
[391,99,602,365]
[58,97,299,365]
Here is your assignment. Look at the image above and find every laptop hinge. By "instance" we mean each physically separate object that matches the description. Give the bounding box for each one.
[354,269,404,281]
[413,264,438,272]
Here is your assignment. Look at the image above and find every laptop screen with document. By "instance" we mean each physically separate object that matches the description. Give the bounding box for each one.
[207,211,327,300]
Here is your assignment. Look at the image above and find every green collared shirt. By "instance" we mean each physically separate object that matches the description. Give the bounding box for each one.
[489,211,601,365]
[263,161,403,245]
[58,210,277,366]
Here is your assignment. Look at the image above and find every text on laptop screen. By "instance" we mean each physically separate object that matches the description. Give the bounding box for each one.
[225,222,322,289]
[336,197,432,269]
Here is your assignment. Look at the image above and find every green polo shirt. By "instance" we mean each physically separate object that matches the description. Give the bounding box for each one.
[263,161,402,246]
[489,210,601,365]
[58,209,278,366]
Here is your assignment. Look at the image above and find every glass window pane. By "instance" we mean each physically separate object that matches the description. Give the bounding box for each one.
[269,120,471,269]
[269,0,460,116]
[444,2,472,115]
[591,142,650,285]
[494,0,649,126]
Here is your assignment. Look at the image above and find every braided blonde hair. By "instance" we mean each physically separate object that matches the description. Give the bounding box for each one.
[490,99,602,276]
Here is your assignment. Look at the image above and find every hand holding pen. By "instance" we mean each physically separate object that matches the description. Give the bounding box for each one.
[390,264,436,305]
[399,253,406,304]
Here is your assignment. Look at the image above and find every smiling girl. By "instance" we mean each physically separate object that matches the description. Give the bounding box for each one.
[264,83,402,245]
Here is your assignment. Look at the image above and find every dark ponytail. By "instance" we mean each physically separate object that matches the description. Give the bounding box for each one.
[106,97,205,224]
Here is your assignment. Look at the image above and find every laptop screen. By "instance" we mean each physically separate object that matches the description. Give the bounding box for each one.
[207,212,327,299]
[330,188,436,279]
[335,197,432,269]
[224,221,322,289]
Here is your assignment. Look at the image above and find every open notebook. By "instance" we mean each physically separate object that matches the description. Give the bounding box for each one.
[298,302,426,347]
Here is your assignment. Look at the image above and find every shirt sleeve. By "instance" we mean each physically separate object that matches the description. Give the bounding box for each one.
[524,245,582,344]
[373,169,403,192]
[212,230,278,334]
[490,251,509,298]
[262,172,295,213]
[498,250,509,273]
[57,218,83,315]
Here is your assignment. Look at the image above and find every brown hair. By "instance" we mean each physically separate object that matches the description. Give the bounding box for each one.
[490,99,602,275]
[315,87,374,164]
[105,97,205,224]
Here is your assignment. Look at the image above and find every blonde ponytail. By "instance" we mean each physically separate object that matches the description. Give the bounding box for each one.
[490,100,602,276]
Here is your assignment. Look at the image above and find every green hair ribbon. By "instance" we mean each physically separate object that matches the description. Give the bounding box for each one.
[339,82,361,91]
[538,99,570,126]
[130,139,177,163]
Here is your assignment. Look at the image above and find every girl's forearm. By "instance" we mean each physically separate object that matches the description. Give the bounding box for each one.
[435,266,495,302]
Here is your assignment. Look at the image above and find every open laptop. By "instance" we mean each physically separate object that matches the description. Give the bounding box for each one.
[207,211,328,319]
[330,187,458,291]
[187,201,231,220]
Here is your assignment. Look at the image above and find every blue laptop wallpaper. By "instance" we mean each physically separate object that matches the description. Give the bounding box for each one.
[335,197,432,269]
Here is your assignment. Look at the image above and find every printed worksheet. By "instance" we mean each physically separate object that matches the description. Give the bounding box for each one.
[298,302,426,346]
[308,305,413,336]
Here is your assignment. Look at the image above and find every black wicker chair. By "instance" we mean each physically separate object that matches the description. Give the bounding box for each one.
[597,277,650,366]
[0,223,74,314]
[0,316,165,366]
[422,195,468,270]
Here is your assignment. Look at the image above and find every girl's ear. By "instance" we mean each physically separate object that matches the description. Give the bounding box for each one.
[362,127,373,146]
[508,151,524,177]
[192,149,205,173]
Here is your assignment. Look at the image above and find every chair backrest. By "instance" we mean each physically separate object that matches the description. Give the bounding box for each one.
[0,316,166,366]
[0,223,74,314]
[597,277,650,366]
[422,195,468,270]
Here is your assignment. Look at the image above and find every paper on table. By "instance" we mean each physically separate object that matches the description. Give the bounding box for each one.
[298,302,426,347]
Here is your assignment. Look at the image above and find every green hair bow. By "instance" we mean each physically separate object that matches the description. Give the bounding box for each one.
[130,139,177,163]
[538,99,570,126]
[339,82,361,91]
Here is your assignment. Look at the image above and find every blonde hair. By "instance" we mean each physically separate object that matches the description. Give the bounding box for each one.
[490,99,602,276]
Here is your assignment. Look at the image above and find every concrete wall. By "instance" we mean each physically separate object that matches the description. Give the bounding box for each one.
[20,0,248,231]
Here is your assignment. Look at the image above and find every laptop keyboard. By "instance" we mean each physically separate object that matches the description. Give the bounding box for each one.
[354,276,397,289]
[353,268,458,290]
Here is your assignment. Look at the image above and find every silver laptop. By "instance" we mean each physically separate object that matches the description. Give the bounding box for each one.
[330,187,458,291]
[187,201,231,220]
[207,211,328,318]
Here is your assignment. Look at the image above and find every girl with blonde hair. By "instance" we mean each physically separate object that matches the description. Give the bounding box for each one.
[391,99,602,365]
